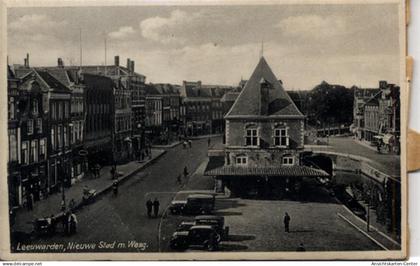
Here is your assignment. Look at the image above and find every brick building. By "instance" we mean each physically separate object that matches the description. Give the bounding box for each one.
[205,57,328,198]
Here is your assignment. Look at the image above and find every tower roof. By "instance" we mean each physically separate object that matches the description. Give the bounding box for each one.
[226,57,303,118]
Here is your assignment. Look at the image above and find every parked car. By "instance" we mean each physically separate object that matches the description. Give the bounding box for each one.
[169,194,215,215]
[169,225,221,251]
[176,215,229,239]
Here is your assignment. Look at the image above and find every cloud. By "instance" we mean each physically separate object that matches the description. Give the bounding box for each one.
[140,9,199,44]
[108,26,136,40]
[9,14,68,33]
[276,15,346,39]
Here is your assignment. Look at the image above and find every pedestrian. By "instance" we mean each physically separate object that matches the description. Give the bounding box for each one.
[26,193,33,211]
[207,137,211,147]
[188,139,192,148]
[112,180,119,196]
[296,243,306,252]
[68,212,78,235]
[146,199,153,218]
[61,199,66,212]
[183,141,187,149]
[153,198,160,218]
[283,212,291,233]
[68,198,76,211]
[183,166,189,178]
[63,211,70,235]
[110,166,116,180]
[176,174,182,185]
[95,164,101,178]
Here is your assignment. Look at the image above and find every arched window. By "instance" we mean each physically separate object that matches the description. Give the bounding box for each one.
[244,123,259,147]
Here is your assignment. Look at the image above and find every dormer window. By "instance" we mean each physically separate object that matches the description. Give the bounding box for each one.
[273,124,289,147]
[245,124,259,147]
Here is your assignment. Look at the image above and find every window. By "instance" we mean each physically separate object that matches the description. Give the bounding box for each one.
[40,139,46,159]
[64,102,69,118]
[8,129,17,162]
[31,140,38,163]
[22,141,29,165]
[51,127,55,150]
[27,119,34,135]
[33,99,38,115]
[37,118,42,133]
[282,155,294,166]
[236,155,248,165]
[245,126,259,146]
[64,126,68,147]
[51,103,56,120]
[274,127,289,147]
[58,102,63,120]
[57,125,62,148]
[9,97,15,120]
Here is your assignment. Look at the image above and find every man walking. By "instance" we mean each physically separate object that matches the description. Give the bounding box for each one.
[283,212,291,233]
[146,199,153,218]
[153,198,160,218]
[207,137,211,147]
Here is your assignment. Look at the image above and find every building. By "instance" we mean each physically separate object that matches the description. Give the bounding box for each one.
[82,73,114,165]
[44,63,87,184]
[152,83,182,143]
[180,81,234,136]
[8,65,22,207]
[353,81,400,153]
[205,57,328,198]
[352,87,380,140]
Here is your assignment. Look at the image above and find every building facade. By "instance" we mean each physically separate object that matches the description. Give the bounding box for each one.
[205,57,328,198]
[82,74,114,166]
[8,66,22,207]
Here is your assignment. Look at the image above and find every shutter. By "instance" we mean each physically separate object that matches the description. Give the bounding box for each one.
[286,127,289,146]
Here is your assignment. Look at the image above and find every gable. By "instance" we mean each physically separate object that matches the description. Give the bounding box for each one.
[226,57,303,118]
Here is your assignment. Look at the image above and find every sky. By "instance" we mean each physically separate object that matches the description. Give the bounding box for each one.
[7,4,401,89]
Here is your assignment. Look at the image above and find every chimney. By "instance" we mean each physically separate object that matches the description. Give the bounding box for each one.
[379,80,387,89]
[260,77,270,115]
[57,58,64,67]
[26,53,29,67]
[130,60,135,73]
[127,58,131,71]
[114,55,119,66]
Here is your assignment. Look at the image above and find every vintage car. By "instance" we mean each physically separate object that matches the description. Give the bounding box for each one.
[175,215,229,239]
[169,225,221,251]
[169,194,215,215]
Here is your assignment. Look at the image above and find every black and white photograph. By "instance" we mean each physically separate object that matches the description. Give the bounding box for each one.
[1,0,408,260]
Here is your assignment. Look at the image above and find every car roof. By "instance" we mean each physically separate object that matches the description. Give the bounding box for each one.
[190,225,215,230]
[195,215,223,220]
[187,194,214,199]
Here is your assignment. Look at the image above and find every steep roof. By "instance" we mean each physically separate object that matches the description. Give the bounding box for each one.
[226,57,303,118]
[221,92,240,103]
[36,70,71,93]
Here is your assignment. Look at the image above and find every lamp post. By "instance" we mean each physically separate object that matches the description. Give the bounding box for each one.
[137,123,142,161]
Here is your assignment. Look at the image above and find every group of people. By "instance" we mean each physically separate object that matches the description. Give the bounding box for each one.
[62,211,78,235]
[90,163,101,178]
[182,140,193,149]
[146,198,160,218]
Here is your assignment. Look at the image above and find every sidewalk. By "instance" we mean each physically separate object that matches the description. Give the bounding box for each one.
[337,206,401,250]
[12,149,166,234]
[151,141,181,149]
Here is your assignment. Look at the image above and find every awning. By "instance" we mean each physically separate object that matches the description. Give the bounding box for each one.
[204,165,329,177]
[124,137,132,142]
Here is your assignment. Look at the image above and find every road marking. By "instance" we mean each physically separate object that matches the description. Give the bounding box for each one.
[337,213,388,250]
[341,204,401,248]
